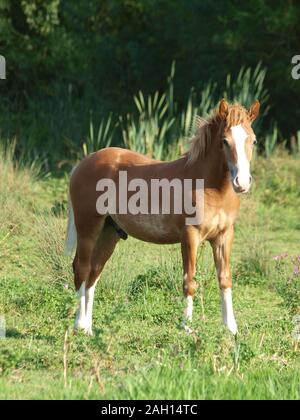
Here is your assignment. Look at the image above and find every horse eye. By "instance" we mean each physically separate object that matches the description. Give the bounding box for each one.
[223,139,229,147]
[253,139,258,146]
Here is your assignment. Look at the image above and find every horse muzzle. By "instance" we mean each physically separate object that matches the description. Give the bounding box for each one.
[232,174,252,194]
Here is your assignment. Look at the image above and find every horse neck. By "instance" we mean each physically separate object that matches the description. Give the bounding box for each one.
[206,146,229,185]
[185,144,231,191]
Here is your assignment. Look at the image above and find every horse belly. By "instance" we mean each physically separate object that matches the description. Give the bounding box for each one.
[111,214,181,244]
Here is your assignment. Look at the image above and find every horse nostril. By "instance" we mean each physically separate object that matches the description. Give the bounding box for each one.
[249,176,253,185]
[233,176,239,188]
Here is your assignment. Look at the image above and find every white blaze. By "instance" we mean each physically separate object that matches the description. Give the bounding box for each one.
[221,288,238,335]
[231,124,250,191]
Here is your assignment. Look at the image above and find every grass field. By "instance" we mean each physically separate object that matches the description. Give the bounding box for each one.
[0,148,299,400]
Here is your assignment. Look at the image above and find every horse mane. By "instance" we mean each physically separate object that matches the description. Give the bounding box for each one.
[186,103,250,165]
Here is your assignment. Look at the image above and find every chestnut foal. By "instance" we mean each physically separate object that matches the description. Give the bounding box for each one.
[65,99,260,336]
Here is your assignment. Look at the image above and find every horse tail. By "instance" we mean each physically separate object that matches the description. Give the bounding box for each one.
[64,166,78,256]
[64,197,77,256]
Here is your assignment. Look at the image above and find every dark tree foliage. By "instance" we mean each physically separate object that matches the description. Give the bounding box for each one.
[0,0,299,159]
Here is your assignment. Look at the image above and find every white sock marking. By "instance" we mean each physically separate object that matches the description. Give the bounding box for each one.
[182,295,194,334]
[85,284,96,336]
[74,282,87,331]
[185,295,193,322]
[221,288,238,335]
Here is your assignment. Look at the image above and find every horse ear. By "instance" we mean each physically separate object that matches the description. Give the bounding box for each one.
[249,100,260,122]
[218,99,229,120]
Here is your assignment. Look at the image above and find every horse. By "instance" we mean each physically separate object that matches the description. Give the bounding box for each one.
[65,99,260,336]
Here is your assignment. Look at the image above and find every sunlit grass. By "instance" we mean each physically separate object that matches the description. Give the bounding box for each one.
[0,151,299,399]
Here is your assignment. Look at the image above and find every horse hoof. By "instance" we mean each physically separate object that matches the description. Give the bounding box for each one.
[183,324,193,334]
[84,328,93,336]
[73,327,93,336]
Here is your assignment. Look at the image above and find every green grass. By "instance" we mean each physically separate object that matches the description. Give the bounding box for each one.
[0,151,299,400]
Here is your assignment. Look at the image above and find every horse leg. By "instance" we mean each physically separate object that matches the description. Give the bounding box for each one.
[84,222,120,335]
[210,226,237,335]
[181,227,200,332]
[73,217,105,333]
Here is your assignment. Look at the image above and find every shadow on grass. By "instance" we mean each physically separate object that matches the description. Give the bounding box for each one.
[5,328,55,343]
[5,328,25,339]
